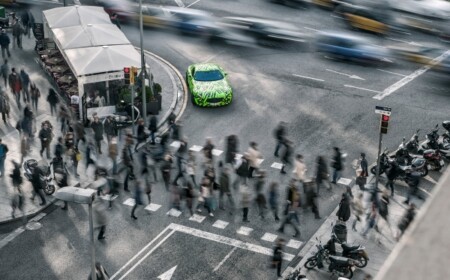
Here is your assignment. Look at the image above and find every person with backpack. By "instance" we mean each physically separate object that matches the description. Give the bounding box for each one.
[234,153,249,189]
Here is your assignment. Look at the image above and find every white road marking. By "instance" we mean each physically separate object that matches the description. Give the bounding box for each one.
[170,141,181,149]
[286,239,303,249]
[123,198,136,206]
[304,27,320,32]
[212,149,223,157]
[166,208,182,217]
[30,213,46,222]
[189,214,206,223]
[117,230,177,280]
[110,227,173,279]
[213,247,237,272]
[377,69,407,77]
[326,69,365,80]
[345,84,381,94]
[271,162,283,170]
[158,265,177,280]
[261,233,278,242]
[373,50,450,100]
[237,226,253,236]
[174,0,185,7]
[170,223,294,261]
[212,220,229,229]
[186,0,201,8]
[189,145,203,152]
[337,177,352,186]
[293,74,325,82]
[145,203,162,212]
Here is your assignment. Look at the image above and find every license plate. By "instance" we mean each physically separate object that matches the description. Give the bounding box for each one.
[440,160,444,165]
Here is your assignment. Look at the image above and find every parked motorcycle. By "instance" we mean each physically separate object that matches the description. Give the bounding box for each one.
[23,159,56,195]
[324,233,369,268]
[442,121,450,144]
[399,130,421,154]
[399,133,444,171]
[304,239,355,279]
[420,124,450,161]
[370,148,392,175]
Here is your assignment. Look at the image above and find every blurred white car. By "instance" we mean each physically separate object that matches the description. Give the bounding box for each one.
[389,0,450,20]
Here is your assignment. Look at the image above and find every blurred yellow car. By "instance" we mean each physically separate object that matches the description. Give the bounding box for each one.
[137,5,168,28]
[388,45,442,65]
[343,6,389,35]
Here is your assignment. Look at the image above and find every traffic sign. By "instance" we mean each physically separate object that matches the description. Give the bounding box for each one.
[375,106,391,116]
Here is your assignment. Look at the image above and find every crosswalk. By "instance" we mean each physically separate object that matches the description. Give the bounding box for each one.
[120,198,303,249]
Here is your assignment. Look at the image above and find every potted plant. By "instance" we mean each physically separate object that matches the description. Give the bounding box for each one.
[153,83,162,111]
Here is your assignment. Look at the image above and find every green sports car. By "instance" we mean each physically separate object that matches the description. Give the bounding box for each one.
[186,63,233,107]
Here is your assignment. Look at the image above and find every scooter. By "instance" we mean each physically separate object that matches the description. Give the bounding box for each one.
[304,238,355,279]
[420,125,450,161]
[324,232,369,268]
[23,159,56,195]
[442,121,450,144]
[399,134,444,171]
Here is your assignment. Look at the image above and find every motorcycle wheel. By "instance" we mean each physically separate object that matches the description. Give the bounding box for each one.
[341,268,354,279]
[354,255,368,268]
[370,166,384,175]
[44,184,55,195]
[304,258,317,269]
[419,165,428,177]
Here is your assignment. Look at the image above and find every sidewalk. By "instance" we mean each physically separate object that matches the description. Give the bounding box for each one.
[0,33,187,224]
[282,181,425,280]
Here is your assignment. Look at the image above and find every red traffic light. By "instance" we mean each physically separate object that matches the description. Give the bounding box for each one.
[382,115,390,121]
[124,67,130,73]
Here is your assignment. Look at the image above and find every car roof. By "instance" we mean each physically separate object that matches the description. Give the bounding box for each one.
[222,16,298,30]
[163,6,211,17]
[193,63,221,71]
[318,31,370,43]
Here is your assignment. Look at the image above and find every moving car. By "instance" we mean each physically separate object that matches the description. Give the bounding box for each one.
[432,55,450,76]
[164,7,219,37]
[389,0,450,20]
[316,31,393,64]
[186,63,233,107]
[388,44,443,64]
[342,5,390,35]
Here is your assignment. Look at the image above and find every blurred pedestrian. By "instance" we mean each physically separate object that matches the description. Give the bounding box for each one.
[0,31,11,59]
[273,121,286,157]
[8,67,22,108]
[110,13,121,29]
[30,164,46,205]
[54,136,64,158]
[0,137,8,177]
[131,179,143,220]
[219,166,234,213]
[240,183,251,222]
[196,178,213,216]
[280,139,293,174]
[161,153,172,191]
[377,189,392,235]
[10,186,24,219]
[104,115,117,144]
[47,88,58,116]
[331,147,343,184]
[268,182,280,221]
[397,203,416,240]
[19,134,28,164]
[315,155,330,194]
[29,83,40,111]
[351,192,364,231]
[148,115,158,145]
[256,184,267,220]
[234,153,249,188]
[38,121,53,159]
[404,172,422,204]
[361,202,378,238]
[74,120,86,147]
[134,118,146,152]
[90,115,104,154]
[305,179,321,219]
[386,162,398,197]
[19,69,29,103]
[11,20,23,49]
[122,134,134,192]
[355,153,368,191]
[186,150,197,188]
[203,137,214,167]
[278,182,301,238]
[93,198,107,239]
[173,138,187,185]
[88,262,109,280]
[0,59,8,88]
[0,88,9,123]
[186,182,195,216]
[10,160,22,189]
[247,141,262,178]
[294,154,307,183]
[21,11,30,37]
[272,238,285,278]
[225,134,239,165]
[337,192,351,222]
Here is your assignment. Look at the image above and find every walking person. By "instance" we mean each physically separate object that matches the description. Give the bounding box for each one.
[397,203,416,240]
[0,137,8,177]
[240,183,251,222]
[185,182,195,216]
[293,154,307,183]
[202,137,214,167]
[172,138,188,185]
[122,134,135,192]
[280,139,293,174]
[247,141,263,178]
[38,121,53,159]
[30,164,46,205]
[355,153,369,191]
[331,147,343,184]
[161,153,172,191]
[12,20,24,49]
[196,178,214,216]
[337,192,351,222]
[93,198,107,240]
[148,115,158,145]
[386,162,398,197]
[256,184,268,220]
[0,89,9,123]
[20,135,28,164]
[10,160,22,189]
[304,179,321,219]
[315,155,330,194]
[268,182,280,221]
[225,134,239,165]
[351,192,364,231]
[186,150,197,188]
[8,67,22,108]
[377,189,393,235]
[134,118,146,152]
[0,59,8,89]
[10,186,24,219]
[273,121,287,157]
[47,88,58,116]
[272,238,285,278]
[278,182,301,238]
[361,202,378,239]
[108,136,118,175]
[234,153,249,188]
[19,69,30,103]
[0,31,11,59]
[131,179,144,220]
[29,83,40,111]
[219,166,234,214]
[90,115,104,154]
[404,172,423,204]
[103,115,117,144]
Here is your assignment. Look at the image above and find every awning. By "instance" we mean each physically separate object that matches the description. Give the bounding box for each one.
[43,6,112,29]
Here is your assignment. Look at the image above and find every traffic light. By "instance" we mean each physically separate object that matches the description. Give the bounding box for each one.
[124,67,130,85]
[380,114,390,134]
[130,67,138,85]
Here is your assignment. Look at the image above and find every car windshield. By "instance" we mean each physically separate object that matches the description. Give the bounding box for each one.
[194,70,224,81]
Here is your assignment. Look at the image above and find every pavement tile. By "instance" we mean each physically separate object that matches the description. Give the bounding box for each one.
[122,198,136,207]
[166,208,182,217]
[261,232,278,242]
[188,214,206,223]
[212,219,229,229]
[236,226,253,236]
[144,203,162,212]
[286,239,303,249]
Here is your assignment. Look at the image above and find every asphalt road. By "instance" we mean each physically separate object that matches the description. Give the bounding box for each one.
[1,1,449,279]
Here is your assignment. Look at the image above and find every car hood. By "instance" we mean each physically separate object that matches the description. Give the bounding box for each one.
[192,79,231,97]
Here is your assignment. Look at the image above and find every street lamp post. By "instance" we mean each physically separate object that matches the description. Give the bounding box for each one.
[139,0,147,127]
[54,186,97,280]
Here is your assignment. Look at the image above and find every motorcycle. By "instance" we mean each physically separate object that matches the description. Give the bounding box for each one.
[370,148,392,175]
[324,232,369,268]
[304,238,355,279]
[399,132,444,171]
[399,130,421,154]
[284,270,308,280]
[23,159,56,195]
[443,121,450,144]
[420,125,450,161]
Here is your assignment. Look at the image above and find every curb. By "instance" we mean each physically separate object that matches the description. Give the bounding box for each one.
[0,197,56,226]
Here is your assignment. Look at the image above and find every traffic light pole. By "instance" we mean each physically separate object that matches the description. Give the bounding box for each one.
[139,0,147,127]
[375,131,383,193]
[131,84,135,134]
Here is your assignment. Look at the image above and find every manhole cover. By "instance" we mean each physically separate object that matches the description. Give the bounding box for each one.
[25,221,42,231]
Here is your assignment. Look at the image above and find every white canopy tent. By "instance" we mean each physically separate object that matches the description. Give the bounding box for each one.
[52,24,130,50]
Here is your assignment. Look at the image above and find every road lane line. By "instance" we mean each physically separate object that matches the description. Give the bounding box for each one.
[345,84,381,94]
[117,230,176,280]
[213,247,237,272]
[293,74,324,82]
[373,50,450,100]
[186,0,201,8]
[377,69,407,77]
[110,226,171,280]
[170,223,295,261]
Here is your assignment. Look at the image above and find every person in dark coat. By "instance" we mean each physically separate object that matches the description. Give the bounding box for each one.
[54,137,64,158]
[103,115,117,144]
[19,69,30,103]
[30,83,40,111]
[9,160,22,188]
[38,121,53,159]
[225,134,239,165]
[331,147,343,184]
[0,30,11,59]
[90,116,104,154]
[134,118,146,152]
[359,153,368,177]
[280,139,293,174]
[386,162,398,197]
[30,164,46,205]
[273,121,286,157]
[315,155,330,194]
[219,166,234,213]
[12,20,23,49]
[160,153,172,191]
[397,203,416,240]
[305,179,321,219]
[47,88,59,116]
[272,238,285,277]
[337,192,351,222]
[148,115,158,145]
[234,153,249,188]
[8,68,22,108]
[122,135,134,192]
[1,59,9,88]
[268,182,280,221]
